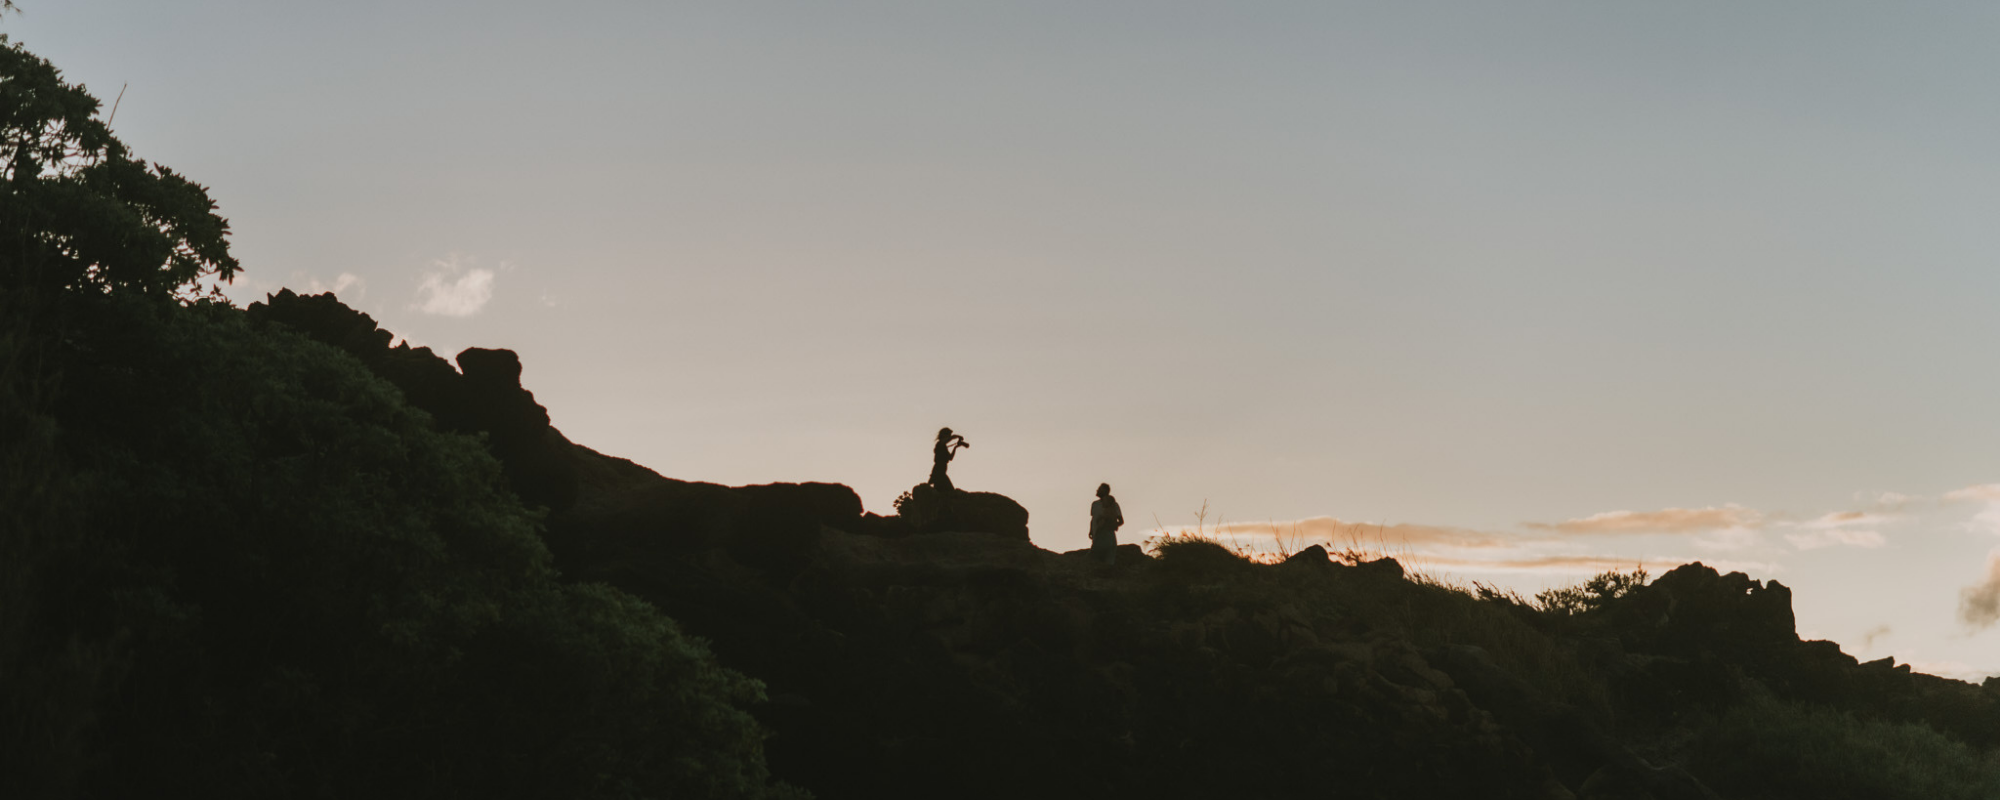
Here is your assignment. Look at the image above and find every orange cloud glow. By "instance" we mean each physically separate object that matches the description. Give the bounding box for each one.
[1523,504,1762,535]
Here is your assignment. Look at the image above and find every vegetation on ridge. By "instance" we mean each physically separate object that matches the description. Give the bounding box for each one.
[0,36,799,800]
[7,25,2000,800]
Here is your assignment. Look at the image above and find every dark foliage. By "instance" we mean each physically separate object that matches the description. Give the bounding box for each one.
[0,36,237,298]
[0,295,800,799]
[0,295,799,798]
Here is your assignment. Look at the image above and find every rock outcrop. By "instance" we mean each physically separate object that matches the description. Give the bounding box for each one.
[892,482,1032,540]
[246,290,579,511]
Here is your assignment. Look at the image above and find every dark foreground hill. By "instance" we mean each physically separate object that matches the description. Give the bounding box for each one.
[245,291,2000,800]
[7,289,2000,800]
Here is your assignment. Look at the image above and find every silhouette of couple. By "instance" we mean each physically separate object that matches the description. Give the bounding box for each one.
[928,427,1123,565]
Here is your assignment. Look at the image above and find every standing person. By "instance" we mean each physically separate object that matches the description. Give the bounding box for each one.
[1090,483,1123,566]
[930,427,969,491]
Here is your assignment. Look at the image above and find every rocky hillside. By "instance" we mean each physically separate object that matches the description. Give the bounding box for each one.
[255,290,2000,800]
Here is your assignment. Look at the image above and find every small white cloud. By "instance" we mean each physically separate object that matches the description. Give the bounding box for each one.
[307,271,365,299]
[413,254,495,317]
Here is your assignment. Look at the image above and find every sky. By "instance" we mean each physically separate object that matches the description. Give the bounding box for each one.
[11,1,1999,680]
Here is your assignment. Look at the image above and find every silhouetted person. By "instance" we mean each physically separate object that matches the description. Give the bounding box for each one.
[930,427,969,491]
[1090,483,1123,565]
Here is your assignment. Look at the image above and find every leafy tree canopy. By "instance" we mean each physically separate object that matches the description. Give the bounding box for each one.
[0,34,237,298]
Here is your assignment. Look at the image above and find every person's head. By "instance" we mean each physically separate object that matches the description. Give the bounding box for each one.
[937,427,953,441]
[1097,483,1111,498]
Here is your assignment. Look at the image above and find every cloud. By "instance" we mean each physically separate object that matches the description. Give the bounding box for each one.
[1524,504,1763,535]
[1959,552,2000,631]
[1943,484,2000,537]
[1858,625,1891,651]
[1205,517,1514,550]
[1780,511,1891,550]
[1420,554,1690,575]
[413,254,495,317]
[1944,484,2000,502]
[1869,491,1920,510]
[307,271,365,299]
[1784,529,1885,550]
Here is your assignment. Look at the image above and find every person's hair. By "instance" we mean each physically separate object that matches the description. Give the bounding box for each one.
[938,427,953,439]
[1097,483,1111,496]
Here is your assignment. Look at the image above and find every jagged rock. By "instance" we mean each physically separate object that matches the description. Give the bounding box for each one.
[1353,556,1405,581]
[247,290,579,510]
[894,482,1031,540]
[1282,544,1332,567]
[1612,563,1796,660]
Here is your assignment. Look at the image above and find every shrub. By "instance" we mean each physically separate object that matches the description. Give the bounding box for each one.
[1534,566,1650,617]
[22,295,801,799]
[1687,692,2000,800]
[1149,533,1253,578]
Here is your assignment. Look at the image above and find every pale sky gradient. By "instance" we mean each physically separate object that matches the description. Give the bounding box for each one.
[14,2,1999,679]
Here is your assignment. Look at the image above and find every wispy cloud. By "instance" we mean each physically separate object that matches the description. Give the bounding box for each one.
[1780,511,1891,550]
[1524,504,1763,535]
[1960,552,2000,631]
[413,254,495,317]
[1784,529,1885,550]
[1944,484,2000,503]
[1858,624,1891,651]
[1942,483,2000,537]
[1420,554,1692,575]
[1207,517,1514,550]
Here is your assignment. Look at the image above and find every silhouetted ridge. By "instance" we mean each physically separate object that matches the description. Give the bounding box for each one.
[225,291,2000,799]
[246,289,579,511]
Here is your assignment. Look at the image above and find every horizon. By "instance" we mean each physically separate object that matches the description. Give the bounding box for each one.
[13,1,1996,680]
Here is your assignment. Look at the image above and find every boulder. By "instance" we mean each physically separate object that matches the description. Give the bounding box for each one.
[895,483,1030,541]
[1282,544,1333,568]
[733,482,866,533]
[1353,556,1406,581]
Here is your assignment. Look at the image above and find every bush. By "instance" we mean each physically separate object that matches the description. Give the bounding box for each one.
[1534,567,1650,617]
[16,294,800,799]
[1148,533,1252,578]
[1688,692,2000,800]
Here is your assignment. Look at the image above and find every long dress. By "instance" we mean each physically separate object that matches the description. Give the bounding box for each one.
[1090,497,1123,564]
[929,440,954,491]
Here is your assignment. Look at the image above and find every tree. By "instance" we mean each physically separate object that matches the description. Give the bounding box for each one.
[0,34,237,298]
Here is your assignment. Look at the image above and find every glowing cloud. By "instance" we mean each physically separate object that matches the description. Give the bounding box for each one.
[1524,504,1763,535]
[1419,554,1691,575]
[1206,517,1513,550]
[414,254,495,317]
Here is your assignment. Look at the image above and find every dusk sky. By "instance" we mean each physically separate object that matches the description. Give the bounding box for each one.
[15,2,1999,680]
